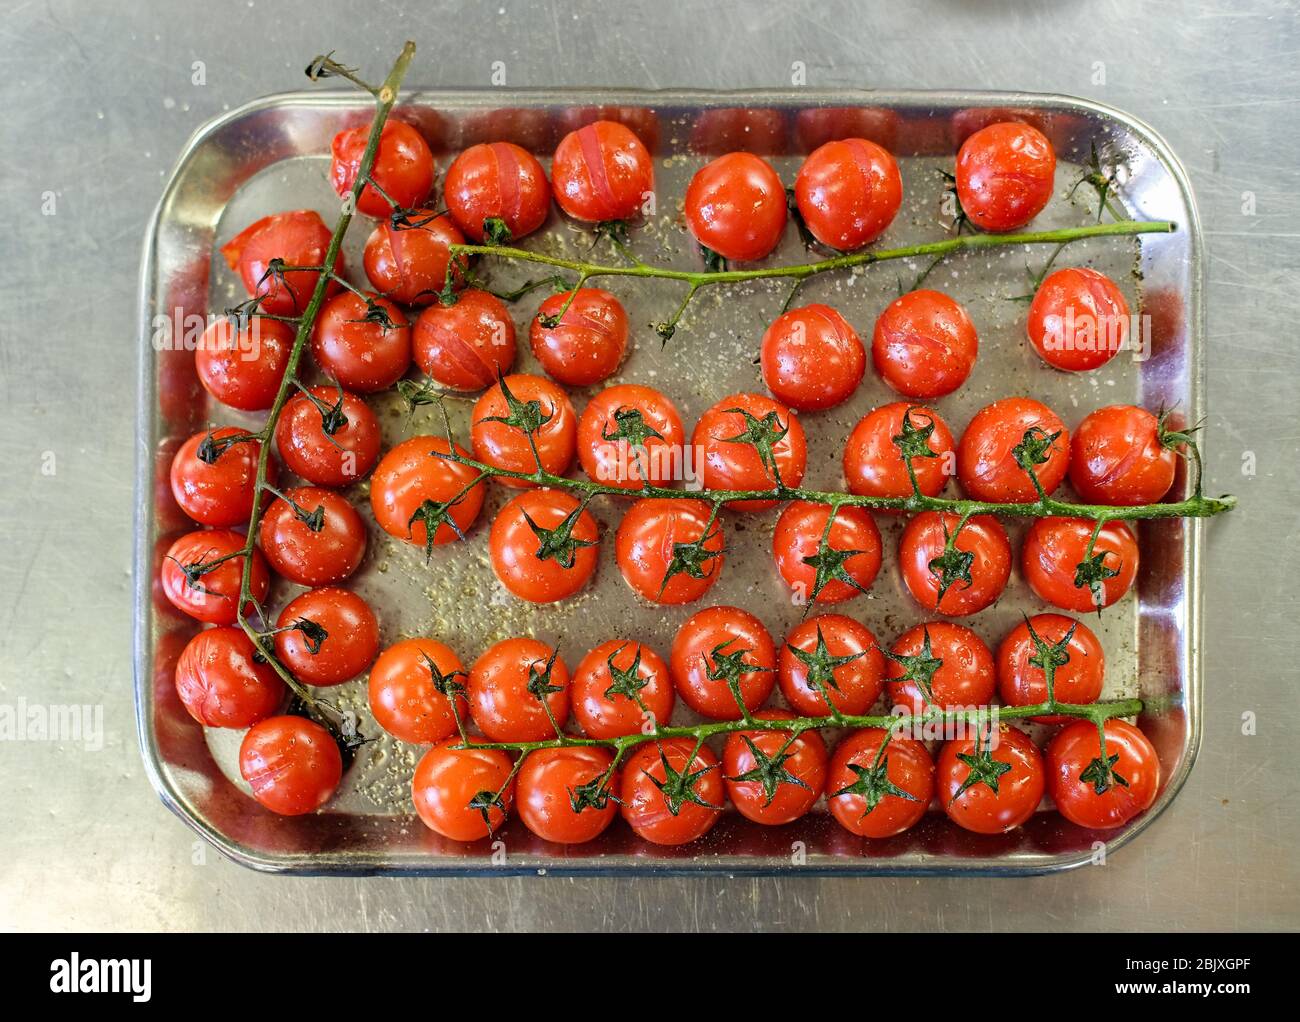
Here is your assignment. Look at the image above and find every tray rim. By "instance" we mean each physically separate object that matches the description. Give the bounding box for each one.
[134,85,1206,878]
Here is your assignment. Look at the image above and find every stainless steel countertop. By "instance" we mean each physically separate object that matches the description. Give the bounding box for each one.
[2,0,1296,931]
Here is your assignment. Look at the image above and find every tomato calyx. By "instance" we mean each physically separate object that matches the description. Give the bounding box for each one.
[602,644,651,714]
[721,406,792,491]
[698,244,727,273]
[658,514,725,598]
[479,372,554,447]
[466,787,510,834]
[801,539,871,607]
[1156,407,1205,496]
[927,517,976,604]
[646,742,720,816]
[1079,750,1130,795]
[346,296,408,331]
[1011,427,1063,499]
[1023,614,1075,702]
[282,616,329,655]
[1065,141,1123,224]
[1073,542,1121,616]
[297,383,351,438]
[305,51,365,86]
[951,728,1012,803]
[265,485,325,532]
[568,772,621,813]
[423,651,471,740]
[832,744,920,819]
[602,407,665,450]
[167,550,237,596]
[880,626,942,704]
[937,170,972,234]
[526,650,566,736]
[523,500,598,569]
[726,733,811,808]
[196,428,260,465]
[785,624,865,721]
[891,407,943,499]
[480,216,513,245]
[408,495,472,556]
[706,639,775,723]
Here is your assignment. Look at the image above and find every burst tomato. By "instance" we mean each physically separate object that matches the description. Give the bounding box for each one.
[195,317,293,411]
[311,290,411,392]
[884,621,995,714]
[413,289,517,390]
[413,738,515,841]
[778,614,884,717]
[844,403,955,502]
[759,303,865,411]
[517,746,620,844]
[872,289,978,399]
[274,386,381,487]
[471,373,577,485]
[170,427,268,527]
[571,639,675,738]
[530,288,628,387]
[1028,267,1130,372]
[160,529,270,625]
[174,626,285,728]
[489,488,600,603]
[898,511,1012,616]
[692,393,806,510]
[685,152,787,262]
[239,715,342,816]
[997,613,1105,723]
[274,587,380,686]
[330,119,434,218]
[670,605,776,720]
[938,725,1045,834]
[551,120,654,223]
[258,486,367,586]
[724,709,828,825]
[772,501,882,605]
[444,141,551,242]
[220,210,341,316]
[957,397,1070,503]
[368,637,468,744]
[794,138,902,250]
[1022,517,1139,612]
[468,638,570,742]
[1045,719,1159,830]
[363,210,465,306]
[955,122,1056,232]
[826,728,934,838]
[615,498,725,605]
[577,383,684,491]
[369,435,486,551]
[1070,405,1177,506]
[620,738,724,846]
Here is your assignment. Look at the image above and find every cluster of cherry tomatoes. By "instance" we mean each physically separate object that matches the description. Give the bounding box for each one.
[158,107,1170,849]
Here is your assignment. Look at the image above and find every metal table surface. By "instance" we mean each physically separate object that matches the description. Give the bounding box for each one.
[1,0,1296,932]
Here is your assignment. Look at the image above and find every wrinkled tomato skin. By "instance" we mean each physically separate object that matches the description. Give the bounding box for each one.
[531,288,628,387]
[471,374,577,487]
[778,614,884,717]
[195,317,293,411]
[363,211,465,307]
[368,638,468,744]
[1046,719,1159,830]
[760,304,865,411]
[330,119,435,218]
[274,386,381,487]
[670,605,777,720]
[1022,517,1139,612]
[577,384,685,491]
[898,512,1012,617]
[938,725,1045,834]
[274,587,380,687]
[724,709,828,825]
[997,613,1105,724]
[258,486,367,586]
[692,393,807,511]
[827,728,935,838]
[885,621,995,715]
[369,436,485,549]
[220,210,342,316]
[517,746,620,844]
[620,738,724,846]
[170,427,270,527]
[872,290,978,399]
[444,141,551,242]
[413,738,515,841]
[239,716,343,816]
[551,120,654,223]
[414,289,517,391]
[615,498,725,605]
[844,402,954,502]
[1070,404,1176,506]
[1027,267,1130,372]
[772,502,882,604]
[955,122,1056,232]
[957,397,1070,504]
[489,488,599,603]
[311,291,412,393]
[160,529,270,625]
[685,152,788,262]
[571,639,675,738]
[174,626,285,728]
[794,138,902,250]
[468,638,570,743]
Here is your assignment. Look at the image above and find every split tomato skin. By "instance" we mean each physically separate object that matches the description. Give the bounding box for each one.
[692,392,807,510]
[444,141,550,242]
[195,317,293,411]
[170,427,269,527]
[489,488,600,603]
[1046,719,1159,830]
[794,137,903,250]
[330,119,434,218]
[517,746,620,844]
[957,396,1070,504]
[274,587,380,687]
[772,501,882,605]
[760,303,865,411]
[872,289,978,399]
[414,289,517,391]
[471,373,577,486]
[997,613,1104,723]
[220,210,342,316]
[239,715,343,816]
[571,639,675,739]
[413,738,515,841]
[363,211,465,306]
[938,725,1045,834]
[368,638,468,744]
[369,435,485,550]
[531,288,629,387]
[778,614,884,717]
[1027,267,1130,372]
[955,121,1056,232]
[258,486,367,586]
[620,738,724,846]
[898,512,1012,617]
[844,403,955,502]
[160,529,270,625]
[274,386,381,488]
[885,621,995,715]
[827,728,935,838]
[551,120,654,223]
[684,152,788,262]
[723,709,828,826]
[1022,517,1139,612]
[468,637,570,743]
[174,626,285,729]
[615,498,725,605]
[1070,404,1176,506]
[311,290,412,393]
[670,605,777,720]
[577,383,685,491]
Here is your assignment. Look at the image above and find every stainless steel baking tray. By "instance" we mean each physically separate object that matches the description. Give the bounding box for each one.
[135,87,1204,876]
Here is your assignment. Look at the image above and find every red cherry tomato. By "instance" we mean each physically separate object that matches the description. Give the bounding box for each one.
[471,373,577,486]
[195,317,293,411]
[844,403,954,502]
[444,141,550,242]
[692,393,807,510]
[220,210,342,316]
[884,621,994,714]
[670,605,776,720]
[571,639,675,738]
[938,725,1045,834]
[899,511,1012,617]
[1046,719,1159,829]
[311,290,411,392]
[1070,404,1176,506]
[553,107,661,152]
[778,614,884,717]
[413,738,515,841]
[517,745,620,844]
[872,289,978,399]
[274,385,381,487]
[369,435,485,551]
[330,119,434,218]
[619,738,724,846]
[489,488,600,603]
[772,501,882,605]
[363,211,465,306]
[1022,517,1139,612]
[257,486,367,586]
[958,397,1070,503]
[170,427,269,527]
[760,304,865,410]
[551,120,654,223]
[723,709,828,825]
[827,728,934,838]
[174,626,285,728]
[997,613,1104,723]
[413,289,517,391]
[239,715,342,816]
[368,638,468,744]
[955,122,1056,232]
[615,498,725,605]
[577,383,684,490]
[160,529,270,625]
[1028,267,1130,371]
[684,152,787,262]
[273,587,380,686]
[531,288,628,387]
[794,138,902,250]
[468,638,570,742]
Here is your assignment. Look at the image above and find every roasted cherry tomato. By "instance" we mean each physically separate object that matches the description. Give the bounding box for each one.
[827,728,935,838]
[616,498,725,605]
[220,210,342,316]
[274,385,381,487]
[274,587,380,687]
[670,605,776,720]
[363,210,465,306]
[413,288,517,391]
[793,138,902,250]
[174,626,285,728]
[724,709,828,825]
[772,501,882,605]
[551,120,654,223]
[468,637,570,742]
[489,488,600,603]
[258,486,367,586]
[938,724,1045,834]
[369,435,485,551]
[471,373,577,486]
[1046,719,1159,830]
[170,427,269,527]
[531,288,628,386]
[620,738,724,846]
[517,745,620,844]
[778,614,884,717]
[330,119,434,218]
[1069,404,1177,506]
[957,396,1070,503]
[872,289,978,399]
[368,637,468,744]
[692,392,806,510]
[1028,267,1130,372]
[898,511,1012,617]
[413,738,515,841]
[311,290,411,392]
[571,639,675,738]
[1022,517,1139,612]
[844,403,954,501]
[577,383,684,491]
[160,529,270,625]
[955,122,1056,232]
[239,715,342,816]
[684,152,787,262]
[444,141,551,242]
[884,621,995,714]
[760,303,865,411]
[997,613,1104,723]
[195,317,293,411]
